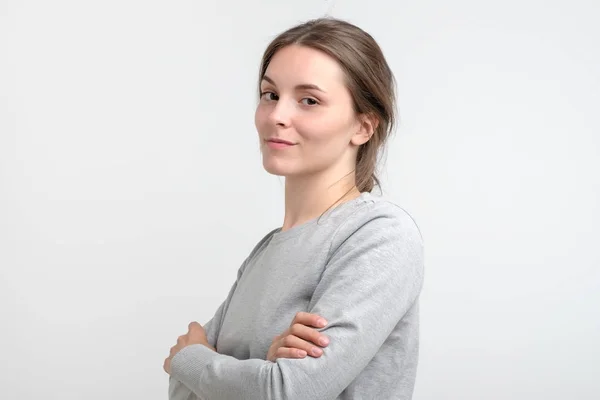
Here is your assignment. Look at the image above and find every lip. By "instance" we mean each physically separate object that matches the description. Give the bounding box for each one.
[266,138,295,145]
[265,138,297,150]
[266,141,295,150]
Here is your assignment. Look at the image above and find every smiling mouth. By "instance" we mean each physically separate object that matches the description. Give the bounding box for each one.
[265,139,296,149]
[266,138,295,145]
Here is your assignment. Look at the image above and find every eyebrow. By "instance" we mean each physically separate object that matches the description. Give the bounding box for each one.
[261,75,327,93]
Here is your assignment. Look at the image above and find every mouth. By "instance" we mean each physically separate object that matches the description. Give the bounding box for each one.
[266,138,296,145]
[265,137,296,150]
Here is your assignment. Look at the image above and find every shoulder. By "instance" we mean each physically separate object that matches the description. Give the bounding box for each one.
[247,227,279,258]
[329,193,424,256]
[324,193,425,287]
[237,227,279,276]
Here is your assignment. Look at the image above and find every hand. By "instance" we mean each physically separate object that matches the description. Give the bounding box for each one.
[267,312,330,362]
[163,321,216,375]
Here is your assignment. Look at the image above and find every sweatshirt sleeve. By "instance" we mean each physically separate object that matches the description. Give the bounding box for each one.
[169,206,425,400]
[168,228,280,400]
[168,258,246,400]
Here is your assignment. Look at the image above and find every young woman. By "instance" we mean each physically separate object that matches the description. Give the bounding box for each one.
[164,17,424,400]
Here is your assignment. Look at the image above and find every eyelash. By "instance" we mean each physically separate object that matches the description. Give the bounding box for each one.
[260,91,319,106]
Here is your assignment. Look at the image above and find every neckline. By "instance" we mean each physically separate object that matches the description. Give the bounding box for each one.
[269,191,373,244]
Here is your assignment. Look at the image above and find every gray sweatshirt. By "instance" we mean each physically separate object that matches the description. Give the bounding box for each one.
[168,191,424,400]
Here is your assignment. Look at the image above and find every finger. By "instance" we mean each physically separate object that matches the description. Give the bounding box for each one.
[290,323,330,347]
[281,334,324,357]
[276,347,308,359]
[292,312,328,328]
[273,328,291,343]
[188,321,202,331]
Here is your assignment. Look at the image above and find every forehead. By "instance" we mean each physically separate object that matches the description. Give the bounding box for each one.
[264,45,346,90]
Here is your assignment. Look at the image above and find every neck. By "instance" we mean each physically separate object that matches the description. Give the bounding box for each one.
[282,167,360,232]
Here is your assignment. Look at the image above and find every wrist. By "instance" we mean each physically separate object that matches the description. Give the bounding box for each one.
[204,343,216,352]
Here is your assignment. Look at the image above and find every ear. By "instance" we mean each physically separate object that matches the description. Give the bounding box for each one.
[350,113,379,146]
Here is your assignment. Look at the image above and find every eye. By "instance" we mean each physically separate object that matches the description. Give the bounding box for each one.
[260,91,278,101]
[301,98,318,106]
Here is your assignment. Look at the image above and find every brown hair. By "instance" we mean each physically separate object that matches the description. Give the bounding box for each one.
[257,17,397,193]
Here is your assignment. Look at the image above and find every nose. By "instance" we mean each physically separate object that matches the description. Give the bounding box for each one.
[268,98,292,127]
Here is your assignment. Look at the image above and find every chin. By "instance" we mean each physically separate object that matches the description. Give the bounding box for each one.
[262,158,300,177]
[262,162,289,177]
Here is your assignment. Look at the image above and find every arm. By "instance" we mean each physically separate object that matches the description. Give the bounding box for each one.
[169,229,279,400]
[200,227,280,348]
[170,208,424,400]
[168,260,246,400]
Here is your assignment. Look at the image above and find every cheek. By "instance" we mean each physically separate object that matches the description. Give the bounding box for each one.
[298,112,353,145]
[254,105,267,132]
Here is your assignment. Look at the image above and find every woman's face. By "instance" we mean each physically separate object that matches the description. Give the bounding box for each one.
[255,45,368,179]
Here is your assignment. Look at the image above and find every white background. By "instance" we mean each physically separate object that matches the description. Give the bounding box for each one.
[1,0,599,399]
